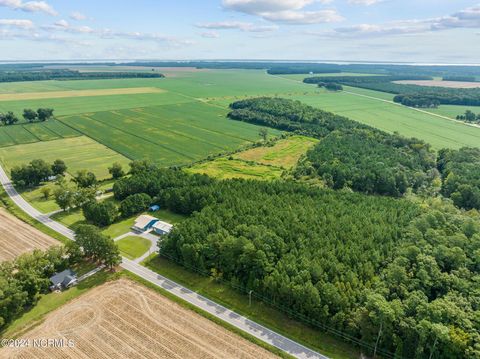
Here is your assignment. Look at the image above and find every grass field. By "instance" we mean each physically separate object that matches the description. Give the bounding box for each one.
[0,279,276,359]
[235,136,318,169]
[187,158,284,181]
[116,236,151,260]
[0,208,58,262]
[0,136,130,180]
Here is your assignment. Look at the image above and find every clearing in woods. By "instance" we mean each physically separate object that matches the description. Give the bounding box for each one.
[235,135,319,169]
[0,208,58,262]
[0,279,277,359]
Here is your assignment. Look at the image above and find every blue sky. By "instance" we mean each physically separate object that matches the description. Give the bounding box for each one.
[0,0,479,63]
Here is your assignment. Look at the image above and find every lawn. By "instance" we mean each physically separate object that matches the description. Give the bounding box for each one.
[117,236,151,260]
[187,157,284,181]
[143,255,359,359]
[235,135,318,169]
[0,136,131,180]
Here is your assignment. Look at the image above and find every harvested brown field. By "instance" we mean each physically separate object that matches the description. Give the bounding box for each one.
[0,279,278,359]
[394,80,480,88]
[0,87,165,101]
[0,208,58,262]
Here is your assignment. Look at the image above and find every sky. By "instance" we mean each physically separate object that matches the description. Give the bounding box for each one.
[0,0,479,63]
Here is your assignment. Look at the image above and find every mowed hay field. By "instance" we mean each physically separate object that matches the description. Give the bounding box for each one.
[0,136,130,179]
[0,279,277,359]
[59,103,280,166]
[0,208,57,262]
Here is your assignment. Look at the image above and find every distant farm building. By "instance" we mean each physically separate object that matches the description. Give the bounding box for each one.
[50,269,77,291]
[132,215,159,232]
[152,220,173,235]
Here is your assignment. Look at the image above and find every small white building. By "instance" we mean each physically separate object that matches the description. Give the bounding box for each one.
[132,215,159,232]
[152,220,173,235]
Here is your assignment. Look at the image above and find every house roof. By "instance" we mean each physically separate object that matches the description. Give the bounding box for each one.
[152,220,173,233]
[133,215,158,229]
[50,269,77,286]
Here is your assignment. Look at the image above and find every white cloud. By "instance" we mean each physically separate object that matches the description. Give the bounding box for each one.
[70,12,87,21]
[348,0,382,5]
[196,21,278,32]
[222,0,342,25]
[0,0,57,16]
[43,19,94,34]
[0,18,33,28]
[324,5,480,38]
[199,31,220,38]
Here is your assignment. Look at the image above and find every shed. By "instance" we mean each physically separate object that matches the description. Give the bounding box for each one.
[152,220,173,235]
[149,205,160,212]
[50,269,77,291]
[132,215,159,232]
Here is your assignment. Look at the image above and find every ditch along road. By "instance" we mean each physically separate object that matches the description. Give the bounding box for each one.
[0,164,327,359]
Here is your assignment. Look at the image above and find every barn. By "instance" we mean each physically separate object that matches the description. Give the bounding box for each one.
[152,220,173,235]
[132,215,159,232]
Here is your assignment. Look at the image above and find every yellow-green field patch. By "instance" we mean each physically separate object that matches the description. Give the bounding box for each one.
[235,136,319,169]
[0,136,130,180]
[0,87,165,101]
[187,158,283,181]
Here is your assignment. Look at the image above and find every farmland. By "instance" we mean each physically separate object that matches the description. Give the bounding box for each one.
[0,136,130,180]
[0,120,78,147]
[59,102,277,166]
[0,208,58,262]
[0,279,277,359]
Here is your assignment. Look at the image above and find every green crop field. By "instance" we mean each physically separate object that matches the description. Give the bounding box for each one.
[0,69,479,183]
[0,120,79,147]
[59,102,280,165]
[0,136,130,180]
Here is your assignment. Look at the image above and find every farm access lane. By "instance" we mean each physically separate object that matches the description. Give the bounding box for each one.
[0,164,328,359]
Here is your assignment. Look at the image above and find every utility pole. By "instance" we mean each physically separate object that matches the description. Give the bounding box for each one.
[373,322,383,358]
[248,290,253,307]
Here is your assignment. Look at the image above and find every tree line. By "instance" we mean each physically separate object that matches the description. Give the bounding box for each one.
[303,75,480,107]
[0,70,163,83]
[112,166,480,358]
[456,110,480,124]
[228,97,437,197]
[0,108,54,126]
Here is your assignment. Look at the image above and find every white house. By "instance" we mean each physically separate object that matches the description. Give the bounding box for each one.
[132,215,159,232]
[152,220,173,235]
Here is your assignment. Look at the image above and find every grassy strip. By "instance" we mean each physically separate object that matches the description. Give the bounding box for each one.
[120,270,292,359]
[0,186,70,245]
[143,255,360,359]
[1,268,117,339]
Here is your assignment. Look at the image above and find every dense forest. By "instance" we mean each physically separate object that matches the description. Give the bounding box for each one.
[297,130,437,196]
[112,167,480,358]
[303,75,480,107]
[438,147,480,210]
[0,69,163,83]
[229,97,437,196]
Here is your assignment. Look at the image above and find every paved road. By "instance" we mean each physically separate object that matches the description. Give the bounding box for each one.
[0,164,328,359]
